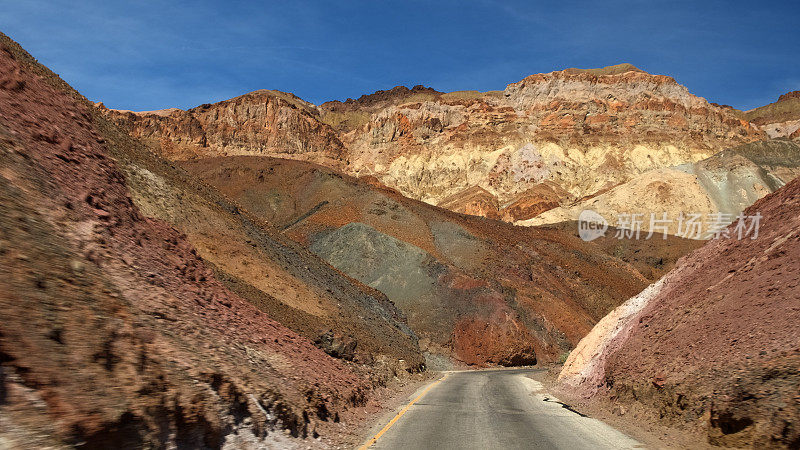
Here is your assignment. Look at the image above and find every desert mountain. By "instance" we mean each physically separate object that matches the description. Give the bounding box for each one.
[99,107,422,371]
[558,177,800,447]
[178,155,703,367]
[330,64,762,208]
[102,64,765,224]
[95,60,775,368]
[0,31,424,448]
[2,0,798,444]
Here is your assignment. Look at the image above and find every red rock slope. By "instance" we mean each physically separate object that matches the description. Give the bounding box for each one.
[559,177,800,447]
[181,156,657,367]
[0,32,403,448]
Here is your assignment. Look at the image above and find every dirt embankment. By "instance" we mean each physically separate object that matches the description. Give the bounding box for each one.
[559,177,800,448]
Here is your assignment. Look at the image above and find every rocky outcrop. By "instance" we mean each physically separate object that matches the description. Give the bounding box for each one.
[322,85,442,113]
[452,316,537,366]
[500,182,572,221]
[504,67,759,144]
[761,118,800,139]
[559,177,800,447]
[437,182,572,222]
[100,89,347,168]
[335,65,763,210]
[778,90,800,102]
[437,186,502,220]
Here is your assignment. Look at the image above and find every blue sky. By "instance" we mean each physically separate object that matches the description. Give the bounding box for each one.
[1,0,797,111]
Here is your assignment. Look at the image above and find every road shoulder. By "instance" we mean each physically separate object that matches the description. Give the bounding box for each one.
[529,366,708,449]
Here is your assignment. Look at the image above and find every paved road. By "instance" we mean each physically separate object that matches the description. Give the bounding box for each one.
[364,368,641,450]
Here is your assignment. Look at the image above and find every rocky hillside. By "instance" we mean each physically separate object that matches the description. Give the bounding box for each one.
[331,64,763,213]
[0,31,422,448]
[178,155,707,368]
[521,139,800,235]
[746,90,800,140]
[100,89,347,169]
[558,177,800,447]
[101,64,765,224]
[97,98,423,372]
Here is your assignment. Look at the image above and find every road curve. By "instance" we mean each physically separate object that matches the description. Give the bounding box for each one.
[361,368,641,450]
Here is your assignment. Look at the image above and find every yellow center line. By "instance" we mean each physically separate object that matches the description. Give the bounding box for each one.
[358,372,449,449]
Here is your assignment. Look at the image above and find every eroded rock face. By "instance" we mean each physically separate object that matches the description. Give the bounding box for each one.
[99,64,765,222]
[437,186,502,220]
[762,118,800,139]
[501,182,572,221]
[335,65,763,208]
[452,316,537,366]
[437,181,572,222]
[100,89,347,168]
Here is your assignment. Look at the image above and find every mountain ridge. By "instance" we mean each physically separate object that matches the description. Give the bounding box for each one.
[101,63,765,226]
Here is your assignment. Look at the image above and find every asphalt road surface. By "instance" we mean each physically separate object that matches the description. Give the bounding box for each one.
[363,368,641,450]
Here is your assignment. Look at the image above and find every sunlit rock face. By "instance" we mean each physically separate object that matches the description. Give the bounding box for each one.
[99,89,347,169]
[333,64,762,215]
[101,64,765,220]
